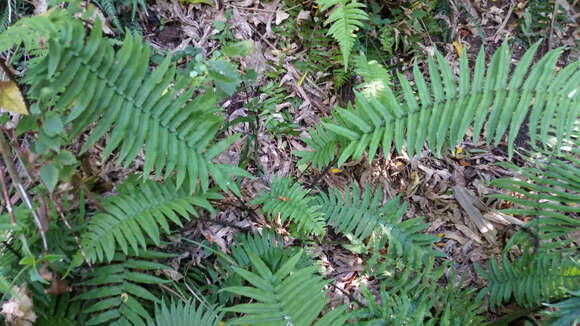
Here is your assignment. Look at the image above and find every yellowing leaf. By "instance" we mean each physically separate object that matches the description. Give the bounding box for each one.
[297,72,307,87]
[330,168,340,174]
[0,81,28,115]
[453,41,463,57]
[179,0,212,5]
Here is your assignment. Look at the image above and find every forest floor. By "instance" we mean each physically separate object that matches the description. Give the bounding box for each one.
[5,0,580,323]
[82,0,580,321]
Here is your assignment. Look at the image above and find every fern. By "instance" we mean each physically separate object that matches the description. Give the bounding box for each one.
[222,250,349,326]
[294,124,338,169]
[317,183,439,267]
[75,250,175,326]
[93,0,122,30]
[0,11,68,53]
[149,299,223,326]
[352,258,484,325]
[542,288,580,326]
[295,40,580,166]
[80,178,221,263]
[316,0,368,68]
[353,53,392,100]
[22,17,250,194]
[476,254,580,310]
[490,149,580,254]
[250,177,326,236]
[35,293,82,326]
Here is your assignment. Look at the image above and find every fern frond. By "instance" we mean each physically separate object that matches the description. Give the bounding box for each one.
[294,124,338,169]
[149,299,223,326]
[352,258,484,325]
[93,0,122,30]
[75,250,174,326]
[222,250,350,326]
[490,149,580,253]
[228,230,287,268]
[542,288,580,326]
[476,255,580,310]
[316,0,368,68]
[35,293,82,326]
[80,178,221,263]
[0,11,67,52]
[295,40,580,166]
[250,177,326,236]
[353,53,392,100]
[23,17,250,195]
[317,183,438,266]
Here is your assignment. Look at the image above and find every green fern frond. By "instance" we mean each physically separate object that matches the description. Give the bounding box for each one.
[222,250,349,326]
[0,10,68,52]
[250,177,326,236]
[149,299,223,326]
[476,255,580,310]
[316,0,368,68]
[80,178,221,263]
[228,230,287,268]
[295,40,580,166]
[317,183,438,266]
[353,258,484,325]
[294,124,338,169]
[35,293,82,326]
[75,250,175,326]
[542,288,580,326]
[490,149,580,253]
[353,53,392,100]
[23,17,250,195]
[93,0,122,30]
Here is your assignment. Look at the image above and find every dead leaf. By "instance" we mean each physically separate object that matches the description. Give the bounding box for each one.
[0,81,28,115]
[1,284,37,326]
[297,10,311,24]
[275,10,289,25]
[453,185,497,245]
[45,278,71,295]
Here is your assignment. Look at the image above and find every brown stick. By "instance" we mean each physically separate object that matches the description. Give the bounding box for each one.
[0,164,16,225]
[0,130,48,251]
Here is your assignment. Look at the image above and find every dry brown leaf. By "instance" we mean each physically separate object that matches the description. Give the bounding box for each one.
[0,81,28,115]
[1,284,37,326]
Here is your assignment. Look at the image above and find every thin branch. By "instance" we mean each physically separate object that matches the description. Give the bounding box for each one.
[0,165,15,225]
[0,130,47,251]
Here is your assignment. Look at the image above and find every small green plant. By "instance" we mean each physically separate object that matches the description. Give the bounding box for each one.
[315,0,368,69]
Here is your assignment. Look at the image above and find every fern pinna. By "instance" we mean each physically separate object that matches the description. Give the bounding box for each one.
[295,41,580,168]
[23,18,249,195]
